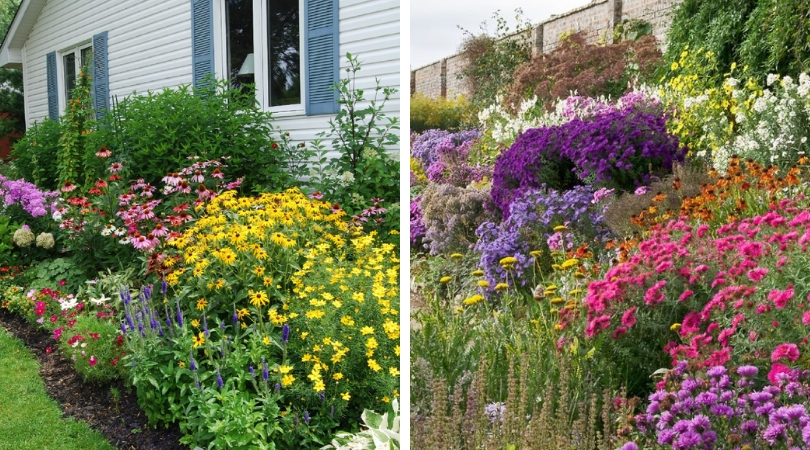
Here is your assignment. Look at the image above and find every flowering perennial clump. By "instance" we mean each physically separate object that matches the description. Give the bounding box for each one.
[624,362,810,449]
[491,100,684,216]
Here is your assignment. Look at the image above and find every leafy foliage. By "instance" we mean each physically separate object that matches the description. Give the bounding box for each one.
[410,94,473,133]
[459,10,533,109]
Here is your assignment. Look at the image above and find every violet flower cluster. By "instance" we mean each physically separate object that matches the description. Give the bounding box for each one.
[410,195,426,249]
[624,362,810,449]
[424,139,490,187]
[0,174,58,218]
[491,104,684,217]
[410,129,481,168]
[475,185,613,286]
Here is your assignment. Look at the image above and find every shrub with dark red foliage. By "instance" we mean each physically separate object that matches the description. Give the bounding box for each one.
[505,32,663,113]
[491,103,684,218]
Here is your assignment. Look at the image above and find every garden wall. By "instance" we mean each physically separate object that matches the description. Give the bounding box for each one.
[411,0,683,99]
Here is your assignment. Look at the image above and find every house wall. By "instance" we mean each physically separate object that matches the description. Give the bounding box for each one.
[22,0,400,156]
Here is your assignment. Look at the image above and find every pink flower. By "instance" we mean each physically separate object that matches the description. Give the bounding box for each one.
[768,286,794,309]
[771,343,800,362]
[88,356,98,367]
[802,310,810,325]
[35,301,46,317]
[53,327,63,340]
[768,363,791,385]
[644,280,667,305]
[621,307,637,328]
[746,267,769,282]
[309,191,324,200]
[109,162,123,173]
[45,347,52,354]
[95,147,112,158]
[678,290,693,302]
[611,326,627,339]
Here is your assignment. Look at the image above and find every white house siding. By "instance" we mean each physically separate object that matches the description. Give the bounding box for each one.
[23,0,192,127]
[273,0,401,159]
[22,0,399,157]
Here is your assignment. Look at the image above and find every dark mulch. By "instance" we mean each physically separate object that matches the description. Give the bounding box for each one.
[0,308,188,450]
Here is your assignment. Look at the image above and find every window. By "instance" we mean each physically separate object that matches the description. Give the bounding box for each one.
[217,0,303,111]
[60,43,93,110]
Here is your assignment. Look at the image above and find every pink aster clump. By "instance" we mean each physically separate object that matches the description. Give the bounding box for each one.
[579,197,810,383]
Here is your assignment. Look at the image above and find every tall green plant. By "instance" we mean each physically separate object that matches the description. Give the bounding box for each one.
[57,65,97,189]
[310,53,400,239]
[94,78,302,193]
[459,9,532,109]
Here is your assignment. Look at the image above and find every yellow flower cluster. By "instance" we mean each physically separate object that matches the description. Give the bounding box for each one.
[162,187,398,407]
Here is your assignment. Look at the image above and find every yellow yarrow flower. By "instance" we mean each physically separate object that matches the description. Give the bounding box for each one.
[494,283,508,291]
[472,269,484,276]
[450,253,463,259]
[560,258,579,269]
[439,276,452,284]
[463,294,484,305]
[553,225,567,232]
[477,280,490,288]
[671,323,681,331]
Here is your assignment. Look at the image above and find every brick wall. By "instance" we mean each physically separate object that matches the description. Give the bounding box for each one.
[411,0,683,99]
[541,1,613,53]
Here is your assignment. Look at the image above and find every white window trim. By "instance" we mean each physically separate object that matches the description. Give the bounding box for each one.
[57,39,92,112]
[213,0,305,114]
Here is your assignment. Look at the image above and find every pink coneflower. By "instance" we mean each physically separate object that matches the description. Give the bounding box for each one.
[173,203,189,213]
[151,223,168,237]
[225,178,243,190]
[210,168,224,179]
[95,146,112,158]
[309,191,324,200]
[162,172,182,186]
[109,174,121,181]
[177,180,191,194]
[95,179,108,189]
[61,180,77,193]
[771,343,800,362]
[109,162,123,173]
[331,203,342,214]
[191,170,204,183]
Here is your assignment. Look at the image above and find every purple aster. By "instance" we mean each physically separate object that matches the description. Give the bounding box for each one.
[740,419,759,434]
[737,365,758,377]
[706,366,727,378]
[620,443,639,450]
[673,430,702,449]
[657,428,676,445]
[695,392,718,407]
[709,404,734,417]
[764,422,787,444]
[749,392,774,403]
[689,415,711,434]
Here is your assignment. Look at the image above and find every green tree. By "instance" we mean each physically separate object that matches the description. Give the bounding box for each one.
[0,0,24,140]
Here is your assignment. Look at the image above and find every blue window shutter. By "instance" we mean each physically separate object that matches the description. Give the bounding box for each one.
[46,52,59,121]
[92,31,110,119]
[191,0,214,90]
[305,0,339,115]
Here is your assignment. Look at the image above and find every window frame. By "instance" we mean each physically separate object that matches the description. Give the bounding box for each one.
[57,40,93,112]
[213,0,306,115]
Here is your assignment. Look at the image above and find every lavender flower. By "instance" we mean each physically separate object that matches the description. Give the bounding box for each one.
[281,324,289,343]
[161,278,167,296]
[232,308,238,326]
[303,411,310,424]
[249,366,255,378]
[262,358,269,381]
[275,383,281,393]
[176,302,184,328]
[216,368,223,388]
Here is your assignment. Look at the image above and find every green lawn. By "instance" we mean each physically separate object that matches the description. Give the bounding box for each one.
[0,327,114,450]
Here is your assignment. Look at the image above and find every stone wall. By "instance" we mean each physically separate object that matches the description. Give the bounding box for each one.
[411,0,683,99]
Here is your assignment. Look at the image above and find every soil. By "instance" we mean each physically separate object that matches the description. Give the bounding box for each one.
[0,308,187,450]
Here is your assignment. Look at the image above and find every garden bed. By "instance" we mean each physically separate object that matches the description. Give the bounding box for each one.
[0,308,185,450]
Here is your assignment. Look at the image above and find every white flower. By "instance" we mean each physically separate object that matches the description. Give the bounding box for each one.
[90,293,110,305]
[119,237,131,245]
[767,74,780,86]
[61,298,78,311]
[726,77,739,87]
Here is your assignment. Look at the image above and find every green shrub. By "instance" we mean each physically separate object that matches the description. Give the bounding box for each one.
[410,94,473,133]
[11,119,62,191]
[96,78,301,193]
